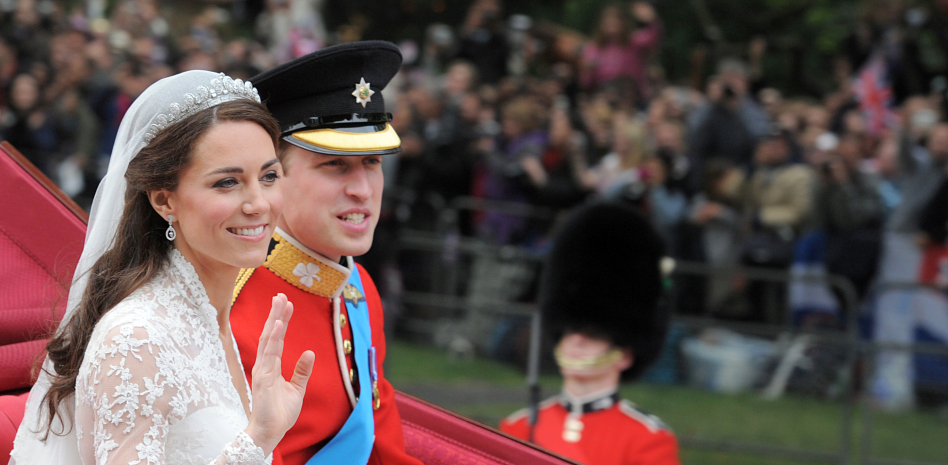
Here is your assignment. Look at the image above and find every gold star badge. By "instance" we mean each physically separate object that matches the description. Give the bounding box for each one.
[351,77,375,108]
[343,284,365,306]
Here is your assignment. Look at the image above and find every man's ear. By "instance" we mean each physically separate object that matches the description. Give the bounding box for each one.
[147,189,176,221]
[618,348,634,372]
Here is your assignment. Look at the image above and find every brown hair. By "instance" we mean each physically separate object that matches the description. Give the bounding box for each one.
[502,96,542,133]
[39,99,279,437]
[276,139,294,165]
[593,4,630,46]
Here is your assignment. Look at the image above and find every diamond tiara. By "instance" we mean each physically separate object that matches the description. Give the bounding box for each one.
[143,72,261,145]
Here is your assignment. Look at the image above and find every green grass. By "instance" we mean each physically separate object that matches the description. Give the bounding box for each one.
[386,340,948,464]
[619,384,842,451]
[385,340,535,386]
[863,408,948,463]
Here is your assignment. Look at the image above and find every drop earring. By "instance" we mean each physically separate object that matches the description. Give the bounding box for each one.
[165,215,176,241]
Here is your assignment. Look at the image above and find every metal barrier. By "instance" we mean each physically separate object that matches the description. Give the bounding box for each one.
[381,194,948,465]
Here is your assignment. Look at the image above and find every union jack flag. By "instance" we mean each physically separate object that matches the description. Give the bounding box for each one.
[854,54,896,135]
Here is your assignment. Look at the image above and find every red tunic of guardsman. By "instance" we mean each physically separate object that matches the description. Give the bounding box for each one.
[231,229,418,465]
[499,390,679,465]
[230,42,421,465]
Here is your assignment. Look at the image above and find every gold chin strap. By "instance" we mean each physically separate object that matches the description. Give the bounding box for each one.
[554,346,623,370]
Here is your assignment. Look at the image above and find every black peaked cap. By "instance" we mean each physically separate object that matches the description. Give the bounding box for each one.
[540,201,668,380]
[250,41,402,133]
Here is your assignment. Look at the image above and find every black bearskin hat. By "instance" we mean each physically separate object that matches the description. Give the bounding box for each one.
[540,201,668,380]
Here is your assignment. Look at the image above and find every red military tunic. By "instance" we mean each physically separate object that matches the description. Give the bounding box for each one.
[230,229,422,465]
[499,390,680,465]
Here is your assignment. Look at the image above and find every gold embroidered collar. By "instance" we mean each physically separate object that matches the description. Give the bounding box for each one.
[245,227,352,299]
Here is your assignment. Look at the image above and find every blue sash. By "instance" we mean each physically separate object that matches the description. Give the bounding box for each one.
[305,265,375,465]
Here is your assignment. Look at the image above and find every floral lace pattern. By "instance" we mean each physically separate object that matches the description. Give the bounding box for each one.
[74,250,270,465]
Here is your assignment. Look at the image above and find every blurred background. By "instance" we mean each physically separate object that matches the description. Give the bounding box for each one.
[3,0,948,463]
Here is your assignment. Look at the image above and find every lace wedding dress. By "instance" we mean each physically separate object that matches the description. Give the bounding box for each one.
[12,250,270,465]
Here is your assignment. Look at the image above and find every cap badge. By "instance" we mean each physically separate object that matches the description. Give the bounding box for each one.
[352,77,375,108]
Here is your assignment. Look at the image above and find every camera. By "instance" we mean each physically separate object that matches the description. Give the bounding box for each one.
[722,84,737,99]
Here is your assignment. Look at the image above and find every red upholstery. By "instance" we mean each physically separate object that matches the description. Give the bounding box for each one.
[395,392,577,465]
[0,142,84,348]
[0,233,62,346]
[0,340,47,393]
[0,393,28,465]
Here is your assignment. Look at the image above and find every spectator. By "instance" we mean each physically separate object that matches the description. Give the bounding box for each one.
[745,130,814,238]
[688,60,771,178]
[1,73,58,174]
[811,133,885,298]
[653,119,691,192]
[456,0,508,85]
[0,37,17,107]
[254,0,327,62]
[472,96,546,244]
[741,129,815,321]
[871,134,904,215]
[580,2,661,102]
[525,101,588,209]
[689,158,746,314]
[644,150,689,253]
[573,113,649,199]
[49,87,99,203]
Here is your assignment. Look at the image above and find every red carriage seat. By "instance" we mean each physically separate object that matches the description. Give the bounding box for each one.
[0,141,87,393]
[0,393,27,464]
[396,392,577,465]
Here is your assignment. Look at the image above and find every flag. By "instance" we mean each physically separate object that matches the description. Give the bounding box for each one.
[854,54,896,135]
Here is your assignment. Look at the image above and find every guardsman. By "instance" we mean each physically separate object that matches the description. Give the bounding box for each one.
[230,41,423,465]
[499,202,680,465]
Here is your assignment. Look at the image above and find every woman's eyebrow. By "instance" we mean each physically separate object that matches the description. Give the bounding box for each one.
[207,166,243,176]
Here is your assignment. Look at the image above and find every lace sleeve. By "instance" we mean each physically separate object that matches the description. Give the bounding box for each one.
[75,323,268,465]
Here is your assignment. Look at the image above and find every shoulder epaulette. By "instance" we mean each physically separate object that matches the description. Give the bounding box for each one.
[618,400,672,433]
[502,396,560,424]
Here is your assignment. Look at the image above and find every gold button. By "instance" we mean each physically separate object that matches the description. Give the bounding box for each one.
[340,314,347,327]
[349,368,355,382]
[344,340,353,355]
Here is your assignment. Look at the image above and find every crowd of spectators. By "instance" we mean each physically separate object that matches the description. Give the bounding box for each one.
[3,0,948,410]
[0,0,329,206]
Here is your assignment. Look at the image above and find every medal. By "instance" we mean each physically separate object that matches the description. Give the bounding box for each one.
[370,346,380,410]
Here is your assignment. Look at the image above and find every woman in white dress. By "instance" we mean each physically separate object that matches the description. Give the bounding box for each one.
[11,70,315,465]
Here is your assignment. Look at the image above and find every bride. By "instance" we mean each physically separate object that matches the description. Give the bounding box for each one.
[11,70,314,464]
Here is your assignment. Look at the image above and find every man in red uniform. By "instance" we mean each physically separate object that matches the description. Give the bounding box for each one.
[230,42,423,465]
[499,202,680,465]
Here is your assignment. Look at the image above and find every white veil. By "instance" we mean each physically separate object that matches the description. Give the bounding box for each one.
[10,70,261,464]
